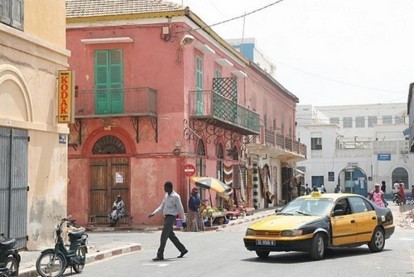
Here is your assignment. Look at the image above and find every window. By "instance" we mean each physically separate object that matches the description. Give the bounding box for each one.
[195,55,203,115]
[343,117,352,128]
[348,197,373,213]
[330,117,339,124]
[395,116,404,124]
[368,116,377,127]
[328,172,334,182]
[94,49,123,115]
[382,115,392,124]
[355,116,365,128]
[311,137,322,150]
[0,0,23,30]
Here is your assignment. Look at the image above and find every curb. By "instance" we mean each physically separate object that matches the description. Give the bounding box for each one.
[19,244,141,277]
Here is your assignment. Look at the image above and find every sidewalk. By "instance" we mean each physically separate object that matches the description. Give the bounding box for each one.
[19,208,276,277]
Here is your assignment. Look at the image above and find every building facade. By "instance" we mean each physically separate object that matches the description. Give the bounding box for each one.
[65,0,305,226]
[297,103,411,197]
[0,0,69,249]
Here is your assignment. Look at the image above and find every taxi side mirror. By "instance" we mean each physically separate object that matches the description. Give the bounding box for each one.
[275,208,283,214]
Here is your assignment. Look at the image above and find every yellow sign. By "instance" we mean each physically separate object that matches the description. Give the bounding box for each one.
[57,70,74,123]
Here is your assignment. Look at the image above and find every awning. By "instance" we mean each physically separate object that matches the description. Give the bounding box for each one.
[294,168,306,177]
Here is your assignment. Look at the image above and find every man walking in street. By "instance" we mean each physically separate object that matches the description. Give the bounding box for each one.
[149,181,188,261]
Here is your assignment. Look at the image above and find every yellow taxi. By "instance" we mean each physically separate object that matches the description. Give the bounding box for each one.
[243,192,395,260]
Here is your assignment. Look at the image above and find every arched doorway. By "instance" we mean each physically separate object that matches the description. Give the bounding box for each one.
[392,167,409,189]
[90,135,129,224]
[339,166,368,196]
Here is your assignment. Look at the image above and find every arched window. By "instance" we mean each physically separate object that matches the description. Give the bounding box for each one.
[217,144,224,180]
[92,135,126,154]
[392,167,409,189]
[231,146,238,160]
[196,139,206,176]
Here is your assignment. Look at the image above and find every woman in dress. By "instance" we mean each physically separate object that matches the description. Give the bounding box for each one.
[369,183,386,207]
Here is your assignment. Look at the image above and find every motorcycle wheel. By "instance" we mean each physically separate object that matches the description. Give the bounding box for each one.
[72,246,87,273]
[4,256,19,276]
[36,251,66,277]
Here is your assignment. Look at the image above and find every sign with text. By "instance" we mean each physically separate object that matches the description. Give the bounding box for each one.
[57,70,74,123]
[377,153,391,161]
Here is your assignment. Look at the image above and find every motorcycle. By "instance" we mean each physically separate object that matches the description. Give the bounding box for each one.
[393,192,403,206]
[0,233,20,277]
[36,216,88,277]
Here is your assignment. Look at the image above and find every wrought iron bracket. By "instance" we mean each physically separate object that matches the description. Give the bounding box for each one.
[69,118,83,149]
[130,116,158,143]
[130,117,140,143]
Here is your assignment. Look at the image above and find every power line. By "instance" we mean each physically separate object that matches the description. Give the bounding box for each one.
[175,0,286,34]
[193,0,286,31]
[276,60,403,94]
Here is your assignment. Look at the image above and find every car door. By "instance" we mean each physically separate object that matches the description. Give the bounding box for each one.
[331,198,357,245]
[348,196,377,243]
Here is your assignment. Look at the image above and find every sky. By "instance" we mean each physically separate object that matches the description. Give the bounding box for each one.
[169,0,414,106]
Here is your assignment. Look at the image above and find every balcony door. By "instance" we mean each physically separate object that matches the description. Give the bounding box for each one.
[195,55,203,115]
[95,49,124,115]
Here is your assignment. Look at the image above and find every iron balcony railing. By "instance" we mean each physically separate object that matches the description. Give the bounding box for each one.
[263,127,307,157]
[189,90,260,135]
[74,87,157,118]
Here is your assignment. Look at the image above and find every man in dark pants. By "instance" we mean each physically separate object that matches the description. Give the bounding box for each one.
[381,181,386,193]
[149,181,188,261]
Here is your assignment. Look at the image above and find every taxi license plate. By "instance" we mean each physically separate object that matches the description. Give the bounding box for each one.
[256,240,275,246]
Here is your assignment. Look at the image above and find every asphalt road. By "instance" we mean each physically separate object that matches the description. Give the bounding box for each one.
[68,218,414,277]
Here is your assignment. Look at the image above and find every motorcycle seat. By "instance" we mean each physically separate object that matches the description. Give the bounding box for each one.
[68,229,85,241]
[0,238,16,249]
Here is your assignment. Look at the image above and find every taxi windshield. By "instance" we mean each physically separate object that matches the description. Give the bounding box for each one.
[280,197,333,216]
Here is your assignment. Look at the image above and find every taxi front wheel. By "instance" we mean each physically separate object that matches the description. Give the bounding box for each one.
[310,233,325,260]
[256,250,270,259]
[368,227,385,252]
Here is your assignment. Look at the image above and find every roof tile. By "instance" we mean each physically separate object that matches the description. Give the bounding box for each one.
[66,0,185,18]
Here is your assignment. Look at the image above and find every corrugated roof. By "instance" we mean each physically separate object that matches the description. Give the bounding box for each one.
[66,0,185,18]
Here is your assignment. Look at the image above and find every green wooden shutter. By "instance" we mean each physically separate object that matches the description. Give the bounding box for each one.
[109,49,123,113]
[95,50,110,114]
[94,49,124,115]
[195,56,203,115]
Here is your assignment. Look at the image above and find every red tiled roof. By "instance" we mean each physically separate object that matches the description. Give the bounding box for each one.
[66,0,185,18]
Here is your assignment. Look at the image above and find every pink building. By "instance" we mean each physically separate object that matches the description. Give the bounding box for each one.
[66,0,306,226]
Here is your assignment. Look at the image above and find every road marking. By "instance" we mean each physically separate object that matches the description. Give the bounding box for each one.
[143,263,170,267]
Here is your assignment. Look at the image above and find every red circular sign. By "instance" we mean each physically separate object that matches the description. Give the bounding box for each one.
[184,164,196,177]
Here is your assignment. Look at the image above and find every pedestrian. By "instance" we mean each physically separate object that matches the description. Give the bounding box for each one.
[411,185,414,202]
[148,181,188,261]
[369,183,386,207]
[186,187,204,232]
[320,185,326,193]
[334,184,342,193]
[381,181,386,193]
[398,182,407,204]
[108,194,125,227]
[304,183,311,195]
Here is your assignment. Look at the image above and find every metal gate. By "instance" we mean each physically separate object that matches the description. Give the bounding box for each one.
[90,157,129,224]
[0,127,28,249]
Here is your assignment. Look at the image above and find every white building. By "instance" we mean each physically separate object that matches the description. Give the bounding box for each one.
[296,104,411,197]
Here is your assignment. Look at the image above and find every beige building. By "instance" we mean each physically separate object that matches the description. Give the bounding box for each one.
[0,0,69,249]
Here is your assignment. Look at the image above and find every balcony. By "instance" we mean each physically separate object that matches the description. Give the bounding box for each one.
[189,90,260,135]
[248,127,307,162]
[74,87,157,118]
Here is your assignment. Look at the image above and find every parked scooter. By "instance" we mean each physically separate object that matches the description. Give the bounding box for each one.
[393,192,403,206]
[36,216,88,277]
[0,233,20,277]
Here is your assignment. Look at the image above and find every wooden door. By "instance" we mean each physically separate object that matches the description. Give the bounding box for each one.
[90,157,129,224]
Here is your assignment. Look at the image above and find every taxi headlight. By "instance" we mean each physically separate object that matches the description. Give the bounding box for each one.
[281,229,303,237]
[245,228,255,236]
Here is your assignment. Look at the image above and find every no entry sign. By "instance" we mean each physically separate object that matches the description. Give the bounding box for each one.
[184,164,196,177]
